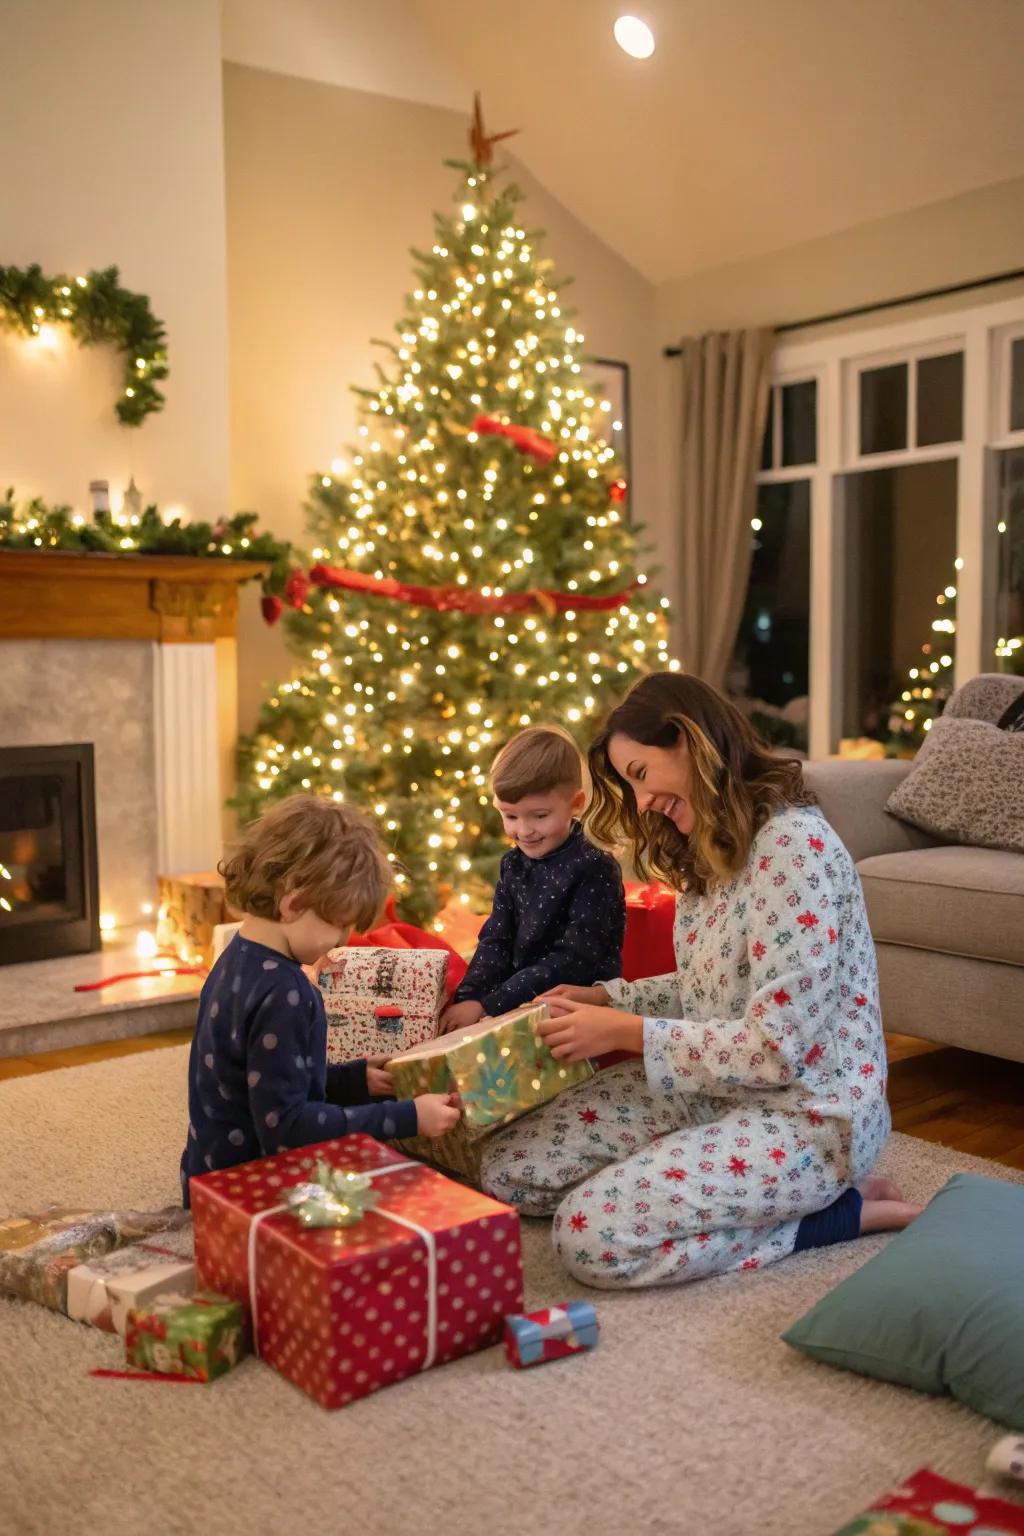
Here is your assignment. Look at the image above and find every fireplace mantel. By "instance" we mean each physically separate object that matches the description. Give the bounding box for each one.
[0,549,269,643]
[0,549,270,885]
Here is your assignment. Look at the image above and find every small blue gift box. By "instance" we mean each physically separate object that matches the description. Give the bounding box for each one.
[503,1301,599,1369]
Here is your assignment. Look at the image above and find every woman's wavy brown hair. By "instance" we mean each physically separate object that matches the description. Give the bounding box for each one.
[587,673,813,895]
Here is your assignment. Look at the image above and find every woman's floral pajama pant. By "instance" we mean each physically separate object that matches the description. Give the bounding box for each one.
[479,1061,857,1289]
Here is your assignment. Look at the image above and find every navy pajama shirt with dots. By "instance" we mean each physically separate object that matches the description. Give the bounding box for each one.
[180,937,418,1205]
[453,822,626,1016]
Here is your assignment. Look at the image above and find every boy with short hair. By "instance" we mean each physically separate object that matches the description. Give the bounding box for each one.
[440,726,625,1032]
[180,795,459,1202]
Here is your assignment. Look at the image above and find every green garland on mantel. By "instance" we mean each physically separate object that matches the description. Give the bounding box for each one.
[0,264,167,426]
[0,489,296,612]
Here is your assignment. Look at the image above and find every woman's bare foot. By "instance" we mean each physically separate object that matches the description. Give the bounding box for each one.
[855,1176,922,1234]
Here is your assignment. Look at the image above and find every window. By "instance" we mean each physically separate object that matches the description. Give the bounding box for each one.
[857,351,964,456]
[840,460,957,739]
[916,352,963,446]
[728,481,811,751]
[760,379,817,471]
[860,364,907,455]
[993,449,1024,670]
[1010,339,1024,435]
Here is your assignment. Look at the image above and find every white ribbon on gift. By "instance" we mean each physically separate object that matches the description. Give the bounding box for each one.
[245,1160,439,1370]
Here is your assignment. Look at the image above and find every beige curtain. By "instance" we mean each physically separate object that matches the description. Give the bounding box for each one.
[676,328,774,690]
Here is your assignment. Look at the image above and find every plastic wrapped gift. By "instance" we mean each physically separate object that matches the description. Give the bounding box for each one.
[319,947,448,1062]
[191,1134,523,1409]
[67,1241,196,1334]
[0,1205,189,1314]
[504,1302,599,1369]
[125,1291,246,1382]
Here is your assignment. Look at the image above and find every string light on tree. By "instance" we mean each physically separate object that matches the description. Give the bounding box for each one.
[235,102,678,923]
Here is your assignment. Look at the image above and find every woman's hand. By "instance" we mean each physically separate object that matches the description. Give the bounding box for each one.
[538,1003,643,1063]
[537,983,611,1009]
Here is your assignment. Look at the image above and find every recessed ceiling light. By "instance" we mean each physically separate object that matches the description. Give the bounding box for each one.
[614,15,655,59]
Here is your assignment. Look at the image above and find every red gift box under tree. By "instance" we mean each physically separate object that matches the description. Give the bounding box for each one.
[190,1134,523,1409]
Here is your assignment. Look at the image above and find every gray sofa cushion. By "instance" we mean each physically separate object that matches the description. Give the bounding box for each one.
[858,845,1024,966]
[885,715,1024,854]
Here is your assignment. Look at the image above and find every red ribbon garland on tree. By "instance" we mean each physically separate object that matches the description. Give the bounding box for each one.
[301,564,640,615]
[471,414,557,464]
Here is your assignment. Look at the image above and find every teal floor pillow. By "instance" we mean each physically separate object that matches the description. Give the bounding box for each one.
[783,1173,1024,1428]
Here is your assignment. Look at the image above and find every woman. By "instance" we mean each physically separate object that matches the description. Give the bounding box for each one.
[479,673,919,1289]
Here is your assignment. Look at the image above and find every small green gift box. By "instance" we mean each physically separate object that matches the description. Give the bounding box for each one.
[125,1290,246,1382]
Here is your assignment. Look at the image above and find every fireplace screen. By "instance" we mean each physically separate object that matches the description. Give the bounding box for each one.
[0,744,100,965]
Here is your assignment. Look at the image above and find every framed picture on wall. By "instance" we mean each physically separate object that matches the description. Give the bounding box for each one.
[591,358,632,516]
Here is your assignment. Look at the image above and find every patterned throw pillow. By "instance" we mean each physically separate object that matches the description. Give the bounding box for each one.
[885,714,1024,853]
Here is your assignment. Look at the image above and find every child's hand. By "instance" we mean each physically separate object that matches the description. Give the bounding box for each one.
[539,984,611,1010]
[365,1056,394,1096]
[415,1092,462,1139]
[439,999,485,1034]
[538,1003,642,1063]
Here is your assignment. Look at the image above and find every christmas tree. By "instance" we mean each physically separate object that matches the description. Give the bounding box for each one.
[236,104,675,925]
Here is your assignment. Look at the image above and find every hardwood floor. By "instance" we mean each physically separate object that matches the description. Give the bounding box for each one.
[1,1028,1022,1170]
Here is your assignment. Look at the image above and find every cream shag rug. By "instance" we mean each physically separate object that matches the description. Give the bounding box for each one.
[1,1045,1021,1536]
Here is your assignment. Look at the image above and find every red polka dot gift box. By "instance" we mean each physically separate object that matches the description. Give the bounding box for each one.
[828,1466,1024,1534]
[190,1134,523,1409]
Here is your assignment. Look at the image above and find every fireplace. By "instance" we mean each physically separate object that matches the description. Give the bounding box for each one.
[0,743,100,966]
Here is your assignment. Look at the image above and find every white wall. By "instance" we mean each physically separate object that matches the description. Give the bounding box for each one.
[0,0,230,523]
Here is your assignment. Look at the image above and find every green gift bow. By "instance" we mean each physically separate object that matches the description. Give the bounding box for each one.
[284,1159,379,1228]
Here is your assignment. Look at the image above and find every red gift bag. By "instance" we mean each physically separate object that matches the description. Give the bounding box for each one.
[348,897,468,996]
[191,1134,522,1409]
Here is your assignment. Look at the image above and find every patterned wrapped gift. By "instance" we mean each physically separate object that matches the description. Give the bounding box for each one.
[319,947,448,1062]
[156,871,228,966]
[0,1205,189,1314]
[66,1240,195,1334]
[125,1291,246,1382]
[387,1005,593,1179]
[191,1133,523,1409]
[504,1302,599,1369]
[829,1466,1024,1534]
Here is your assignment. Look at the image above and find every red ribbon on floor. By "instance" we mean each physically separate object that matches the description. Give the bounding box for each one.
[74,966,206,993]
[304,563,639,616]
[89,1369,204,1385]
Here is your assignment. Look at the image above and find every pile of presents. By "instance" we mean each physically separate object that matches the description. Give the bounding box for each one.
[0,941,612,1403]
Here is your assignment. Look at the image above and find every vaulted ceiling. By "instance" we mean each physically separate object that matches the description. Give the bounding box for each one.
[408,0,1024,282]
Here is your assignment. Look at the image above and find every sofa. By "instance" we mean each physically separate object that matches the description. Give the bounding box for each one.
[803,675,1024,1064]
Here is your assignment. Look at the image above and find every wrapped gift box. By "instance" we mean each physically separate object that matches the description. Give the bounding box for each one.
[504,1302,599,1369]
[191,1134,523,1409]
[319,947,448,1062]
[156,872,228,967]
[387,1004,593,1182]
[0,1205,189,1314]
[67,1242,195,1334]
[830,1466,1024,1534]
[126,1291,246,1382]
[622,881,676,982]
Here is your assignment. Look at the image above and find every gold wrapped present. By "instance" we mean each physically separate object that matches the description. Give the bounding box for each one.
[388,1004,593,1182]
[156,872,228,966]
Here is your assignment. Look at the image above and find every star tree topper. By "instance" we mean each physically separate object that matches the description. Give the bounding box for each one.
[469,92,519,168]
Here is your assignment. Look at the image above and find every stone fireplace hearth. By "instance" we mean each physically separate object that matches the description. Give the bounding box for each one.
[0,548,265,1050]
